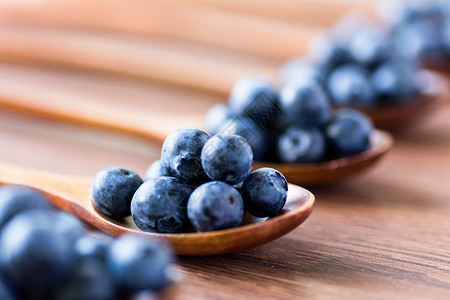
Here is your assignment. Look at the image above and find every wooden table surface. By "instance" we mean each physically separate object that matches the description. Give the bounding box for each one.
[0,1,450,299]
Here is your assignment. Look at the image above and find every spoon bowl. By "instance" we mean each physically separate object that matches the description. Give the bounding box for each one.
[255,129,392,185]
[0,162,314,255]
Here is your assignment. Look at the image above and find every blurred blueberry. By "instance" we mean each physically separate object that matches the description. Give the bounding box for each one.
[371,60,419,101]
[75,232,114,261]
[393,18,443,60]
[201,135,253,185]
[92,167,143,220]
[242,168,288,218]
[161,128,211,184]
[55,258,116,300]
[277,127,326,163]
[325,109,374,156]
[347,26,391,68]
[217,117,267,160]
[204,104,233,135]
[327,64,375,107]
[131,177,192,233]
[308,33,351,71]
[228,76,281,129]
[279,79,331,129]
[54,211,86,246]
[0,210,76,293]
[107,235,173,292]
[442,19,450,55]
[279,58,325,85]
[0,185,52,229]
[145,160,169,180]
[187,181,244,232]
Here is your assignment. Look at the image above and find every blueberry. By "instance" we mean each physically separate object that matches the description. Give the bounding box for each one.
[241,168,288,218]
[327,64,376,107]
[217,117,267,160]
[0,210,76,292]
[0,185,52,229]
[55,258,116,300]
[228,76,281,129]
[107,235,173,292]
[131,177,192,233]
[187,181,244,232]
[393,18,443,60]
[92,167,143,220]
[201,135,253,185]
[371,59,419,101]
[279,79,331,129]
[204,104,233,135]
[277,127,326,163]
[161,128,211,183]
[308,33,351,71]
[279,58,325,85]
[347,26,390,68]
[325,109,374,156]
[55,210,87,245]
[0,276,14,300]
[74,232,114,261]
[145,160,169,180]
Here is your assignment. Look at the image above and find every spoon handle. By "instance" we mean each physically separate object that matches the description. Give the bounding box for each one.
[0,162,91,208]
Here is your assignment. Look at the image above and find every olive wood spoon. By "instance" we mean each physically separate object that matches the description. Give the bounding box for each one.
[0,162,314,255]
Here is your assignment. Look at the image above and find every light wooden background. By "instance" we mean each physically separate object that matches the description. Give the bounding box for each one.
[0,0,449,299]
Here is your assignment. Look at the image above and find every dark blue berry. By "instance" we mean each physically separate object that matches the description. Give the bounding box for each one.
[0,185,52,229]
[347,26,390,68]
[74,232,114,261]
[327,64,376,107]
[0,210,77,292]
[217,117,267,160]
[92,167,143,220]
[241,168,288,218]
[371,59,419,101]
[145,160,169,180]
[205,104,233,135]
[131,177,192,233]
[279,58,325,85]
[201,135,253,185]
[325,109,374,156]
[277,127,326,163]
[279,79,331,129]
[55,258,116,300]
[308,34,351,71]
[187,181,244,232]
[442,19,450,55]
[228,76,281,129]
[161,128,211,183]
[107,235,173,292]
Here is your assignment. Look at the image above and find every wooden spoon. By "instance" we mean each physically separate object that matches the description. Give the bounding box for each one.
[0,162,314,255]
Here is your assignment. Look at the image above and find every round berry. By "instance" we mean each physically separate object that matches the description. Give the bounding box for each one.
[242,168,288,218]
[277,127,326,163]
[204,104,233,135]
[279,58,325,85]
[201,135,253,185]
[107,235,173,292]
[161,128,211,183]
[145,160,169,180]
[91,167,143,220]
[131,177,192,233]
[279,79,331,129]
[74,232,114,261]
[187,181,244,232]
[325,109,374,156]
[327,64,376,107]
[217,117,267,160]
[0,185,52,229]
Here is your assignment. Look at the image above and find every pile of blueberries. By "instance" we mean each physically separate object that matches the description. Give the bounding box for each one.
[0,185,175,300]
[92,128,289,233]
[205,76,374,164]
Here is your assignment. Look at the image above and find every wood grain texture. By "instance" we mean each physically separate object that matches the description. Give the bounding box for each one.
[0,0,449,298]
